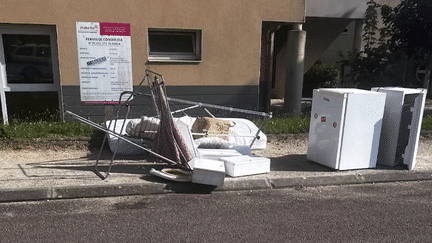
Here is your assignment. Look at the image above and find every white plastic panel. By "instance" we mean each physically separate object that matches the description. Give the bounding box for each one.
[220,155,270,177]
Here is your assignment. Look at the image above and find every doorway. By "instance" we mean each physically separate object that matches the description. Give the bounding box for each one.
[259,22,291,112]
[0,24,61,124]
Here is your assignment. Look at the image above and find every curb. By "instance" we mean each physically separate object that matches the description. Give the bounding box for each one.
[2,170,432,202]
[270,174,361,188]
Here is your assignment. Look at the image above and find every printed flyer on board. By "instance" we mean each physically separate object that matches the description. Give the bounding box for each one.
[76,22,132,103]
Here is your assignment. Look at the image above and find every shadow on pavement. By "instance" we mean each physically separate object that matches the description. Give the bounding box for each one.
[86,143,154,161]
[270,154,409,172]
[25,161,168,176]
[141,174,216,194]
[270,154,333,172]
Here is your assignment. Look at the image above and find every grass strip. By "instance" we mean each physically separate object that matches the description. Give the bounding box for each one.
[0,121,95,140]
[0,113,431,141]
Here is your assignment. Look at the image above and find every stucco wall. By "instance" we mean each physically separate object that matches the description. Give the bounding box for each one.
[0,0,305,88]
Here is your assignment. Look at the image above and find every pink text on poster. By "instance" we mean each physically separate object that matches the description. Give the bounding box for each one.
[100,22,131,36]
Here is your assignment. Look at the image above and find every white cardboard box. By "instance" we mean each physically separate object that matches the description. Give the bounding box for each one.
[220,155,270,177]
[191,158,225,186]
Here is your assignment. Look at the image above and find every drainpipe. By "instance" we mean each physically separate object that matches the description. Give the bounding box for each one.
[266,26,280,112]
[284,24,306,116]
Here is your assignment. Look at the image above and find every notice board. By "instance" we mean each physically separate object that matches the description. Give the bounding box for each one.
[76,22,133,104]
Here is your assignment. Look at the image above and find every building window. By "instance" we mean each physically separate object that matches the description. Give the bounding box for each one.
[147,28,202,62]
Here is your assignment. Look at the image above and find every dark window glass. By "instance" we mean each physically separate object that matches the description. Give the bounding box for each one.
[147,29,201,61]
[149,33,195,53]
[2,34,53,83]
[5,92,59,122]
[15,47,33,56]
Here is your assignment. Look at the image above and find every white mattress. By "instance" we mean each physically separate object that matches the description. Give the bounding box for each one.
[175,116,267,150]
[105,116,267,155]
[105,119,149,155]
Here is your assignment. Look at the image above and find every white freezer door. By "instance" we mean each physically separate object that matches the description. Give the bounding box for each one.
[338,92,385,170]
[372,87,427,170]
[307,91,346,169]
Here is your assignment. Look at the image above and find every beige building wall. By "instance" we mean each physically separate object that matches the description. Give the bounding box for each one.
[0,0,305,88]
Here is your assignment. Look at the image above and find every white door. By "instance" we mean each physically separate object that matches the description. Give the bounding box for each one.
[0,24,61,124]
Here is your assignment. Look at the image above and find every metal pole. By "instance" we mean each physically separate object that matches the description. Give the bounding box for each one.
[165,96,272,119]
[284,24,306,116]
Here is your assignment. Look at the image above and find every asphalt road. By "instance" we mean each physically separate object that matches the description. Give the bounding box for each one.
[1,181,432,242]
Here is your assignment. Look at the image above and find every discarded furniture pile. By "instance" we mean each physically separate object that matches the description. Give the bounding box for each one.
[67,69,272,186]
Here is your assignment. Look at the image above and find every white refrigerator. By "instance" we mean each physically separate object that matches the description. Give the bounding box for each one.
[371,87,427,170]
[307,88,386,170]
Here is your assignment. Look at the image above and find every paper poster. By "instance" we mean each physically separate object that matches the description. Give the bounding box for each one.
[76,22,133,103]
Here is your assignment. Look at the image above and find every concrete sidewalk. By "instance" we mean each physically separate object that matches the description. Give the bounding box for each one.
[1,141,432,202]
